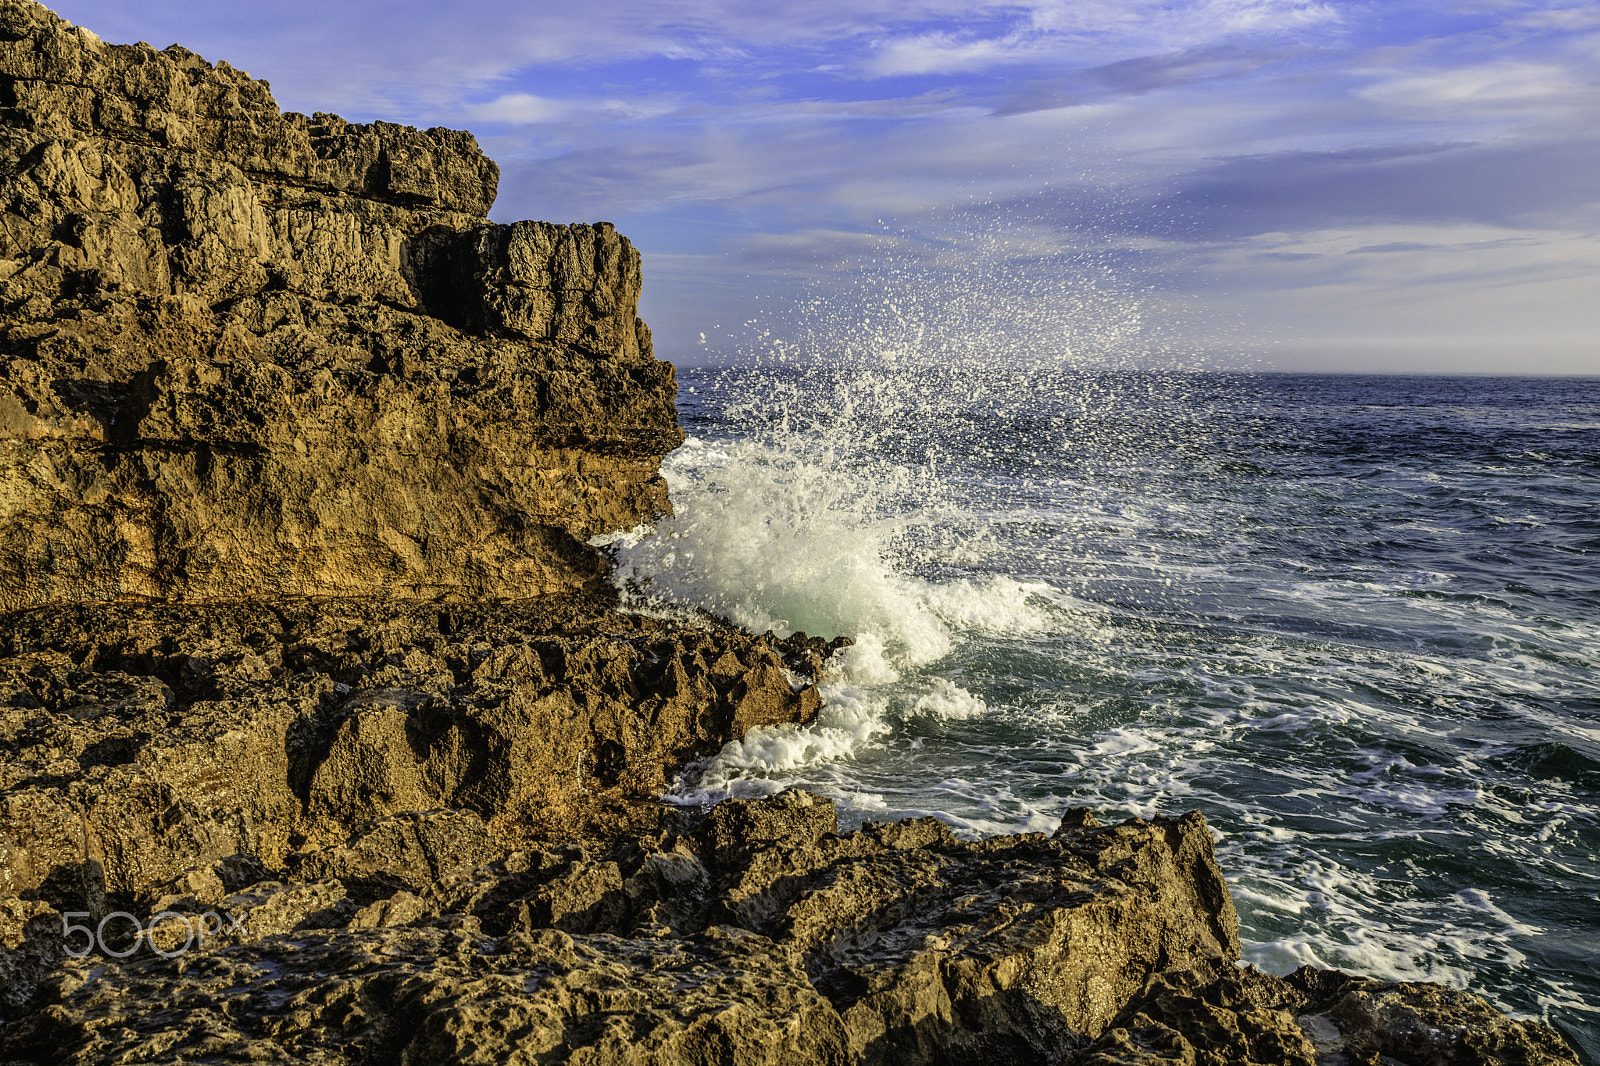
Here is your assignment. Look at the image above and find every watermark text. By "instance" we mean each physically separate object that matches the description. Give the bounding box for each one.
[61,910,246,958]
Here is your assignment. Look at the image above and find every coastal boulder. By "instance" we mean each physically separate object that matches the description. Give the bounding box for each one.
[1073,959,1582,1066]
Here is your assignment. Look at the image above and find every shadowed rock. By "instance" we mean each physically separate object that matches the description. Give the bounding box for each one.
[1076,959,1582,1066]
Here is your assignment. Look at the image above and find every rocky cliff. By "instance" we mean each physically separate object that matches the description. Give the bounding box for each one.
[0,0,677,608]
[0,3,1583,1065]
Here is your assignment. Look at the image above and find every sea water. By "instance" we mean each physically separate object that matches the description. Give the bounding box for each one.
[605,363,1600,1060]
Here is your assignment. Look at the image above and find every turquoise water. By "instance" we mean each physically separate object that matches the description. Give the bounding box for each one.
[607,365,1600,1059]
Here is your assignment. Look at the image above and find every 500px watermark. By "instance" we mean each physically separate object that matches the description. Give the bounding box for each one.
[61,910,246,958]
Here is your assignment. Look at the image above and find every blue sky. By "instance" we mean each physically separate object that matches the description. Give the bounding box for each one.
[55,0,1600,373]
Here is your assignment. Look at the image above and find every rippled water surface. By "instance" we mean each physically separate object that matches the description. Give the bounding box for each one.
[606,367,1600,1059]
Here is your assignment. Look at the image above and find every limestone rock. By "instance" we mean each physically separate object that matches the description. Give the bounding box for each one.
[146,853,273,909]
[0,897,63,1013]
[139,878,351,954]
[0,598,827,912]
[0,791,1579,1064]
[286,808,495,898]
[0,0,679,609]
[695,786,841,868]
[16,926,853,1066]
[3,798,1243,1064]
[1073,959,1580,1066]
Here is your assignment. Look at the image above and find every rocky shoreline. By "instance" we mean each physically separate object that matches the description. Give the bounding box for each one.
[0,2,1581,1062]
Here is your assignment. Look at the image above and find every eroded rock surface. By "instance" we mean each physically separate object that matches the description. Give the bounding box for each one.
[0,0,679,608]
[1077,958,1582,1066]
[0,598,829,911]
[0,795,1578,1065]
[0,797,1232,1064]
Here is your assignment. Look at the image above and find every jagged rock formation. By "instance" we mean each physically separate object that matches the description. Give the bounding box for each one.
[0,796,1579,1065]
[0,799,1266,1061]
[1079,959,1582,1066]
[0,598,831,908]
[0,0,678,608]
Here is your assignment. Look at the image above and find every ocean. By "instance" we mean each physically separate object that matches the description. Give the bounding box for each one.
[603,364,1600,1060]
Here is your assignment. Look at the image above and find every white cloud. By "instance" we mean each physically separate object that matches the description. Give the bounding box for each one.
[54,0,1356,117]
[1515,6,1600,32]
[865,32,1035,76]
[1359,60,1585,111]
[859,0,1342,78]
[464,92,569,124]
[1024,0,1341,48]
[1171,220,1600,371]
[464,92,679,127]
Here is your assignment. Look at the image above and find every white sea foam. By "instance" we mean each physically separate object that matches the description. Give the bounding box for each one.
[1234,852,1511,989]
[906,677,988,720]
[589,294,1600,1047]
[634,481,1041,795]
[614,433,971,665]
[587,523,654,549]
[608,347,1082,803]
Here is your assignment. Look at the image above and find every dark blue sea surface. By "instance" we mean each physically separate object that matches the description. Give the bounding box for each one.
[611,369,1600,1059]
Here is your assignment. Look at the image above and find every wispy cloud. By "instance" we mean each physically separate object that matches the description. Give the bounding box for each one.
[865,31,1040,76]
[1359,59,1588,112]
[463,93,570,125]
[464,92,678,127]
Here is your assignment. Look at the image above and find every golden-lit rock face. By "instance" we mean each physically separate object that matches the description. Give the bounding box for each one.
[0,599,832,901]
[0,0,681,609]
